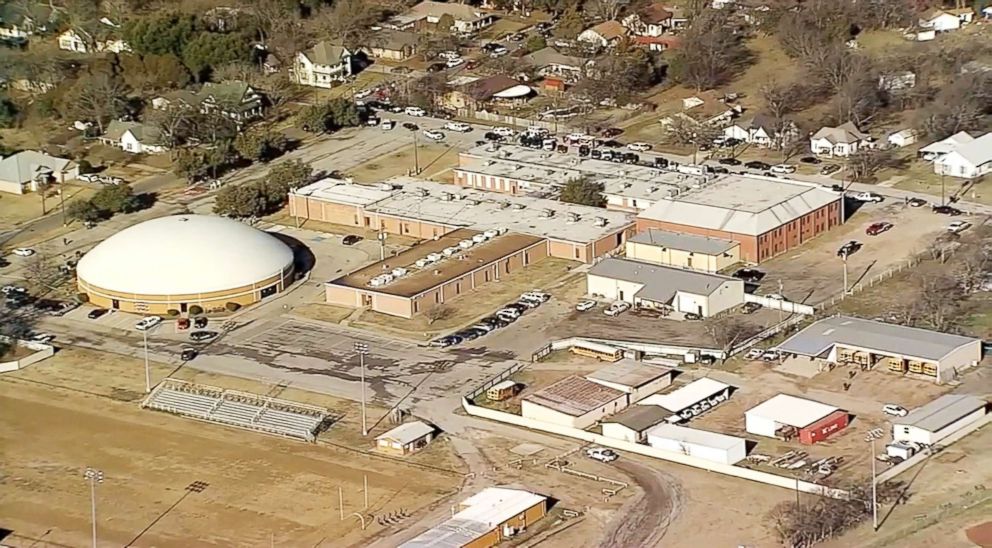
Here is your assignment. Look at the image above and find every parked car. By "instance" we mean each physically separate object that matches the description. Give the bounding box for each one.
[390,66,412,74]
[441,121,471,133]
[820,164,842,175]
[496,307,522,318]
[718,157,741,165]
[604,301,631,316]
[405,106,427,116]
[470,323,496,333]
[586,447,618,463]
[189,330,219,342]
[745,348,764,360]
[423,129,445,141]
[683,312,702,321]
[78,173,101,183]
[502,303,528,314]
[445,57,465,68]
[829,184,845,193]
[866,222,893,236]
[193,316,208,329]
[947,220,972,234]
[575,300,596,312]
[180,347,198,361]
[402,122,419,131]
[515,299,539,309]
[744,161,771,170]
[853,192,884,203]
[521,291,551,303]
[761,349,781,361]
[430,335,463,348]
[626,142,651,152]
[882,404,908,417]
[741,302,762,314]
[30,333,55,343]
[12,247,35,257]
[438,50,460,60]
[481,315,510,328]
[493,126,515,138]
[426,63,446,73]
[933,205,962,215]
[87,308,110,319]
[454,328,484,341]
[601,127,623,137]
[800,156,822,164]
[770,164,796,174]
[732,268,764,283]
[1,285,26,295]
[908,197,927,207]
[342,234,362,246]
[837,240,862,257]
[380,120,395,130]
[135,316,162,331]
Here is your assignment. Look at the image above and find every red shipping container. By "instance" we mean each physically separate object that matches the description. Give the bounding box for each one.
[798,410,849,444]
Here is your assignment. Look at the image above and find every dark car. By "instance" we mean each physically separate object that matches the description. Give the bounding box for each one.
[932,205,962,215]
[741,302,762,314]
[654,157,669,168]
[504,302,529,313]
[600,139,623,148]
[800,156,822,164]
[342,234,362,245]
[622,152,639,164]
[535,21,553,32]
[831,184,845,193]
[402,122,419,131]
[189,330,219,342]
[820,164,842,175]
[710,166,729,174]
[87,308,110,319]
[483,131,502,141]
[454,329,483,341]
[429,335,463,347]
[556,144,568,153]
[837,240,862,257]
[745,161,771,170]
[601,127,623,137]
[390,66,413,74]
[481,315,511,328]
[180,347,198,361]
[733,268,765,283]
[427,63,446,73]
[684,312,702,321]
[908,197,927,207]
[590,149,602,160]
[193,316,208,329]
[508,32,526,41]
[718,157,741,166]
[578,145,590,157]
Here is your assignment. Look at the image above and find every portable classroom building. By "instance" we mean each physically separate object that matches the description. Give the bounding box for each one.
[891,394,987,445]
[646,424,747,464]
[601,405,672,443]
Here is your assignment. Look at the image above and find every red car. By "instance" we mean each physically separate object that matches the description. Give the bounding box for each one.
[866,222,893,236]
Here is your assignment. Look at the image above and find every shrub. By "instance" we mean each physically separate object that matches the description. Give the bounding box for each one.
[225,302,241,312]
[76,292,89,303]
[77,159,94,174]
[189,305,203,315]
[166,309,180,317]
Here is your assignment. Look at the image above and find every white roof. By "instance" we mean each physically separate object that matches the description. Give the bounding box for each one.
[936,132,992,167]
[920,131,975,155]
[376,421,434,444]
[637,377,730,413]
[292,177,394,206]
[401,488,545,548]
[646,423,746,451]
[745,394,838,428]
[77,215,294,296]
[493,84,534,99]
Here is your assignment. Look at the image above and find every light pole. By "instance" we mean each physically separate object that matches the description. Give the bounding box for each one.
[84,467,103,548]
[354,341,369,436]
[142,322,160,393]
[413,132,420,175]
[842,254,850,296]
[865,428,884,532]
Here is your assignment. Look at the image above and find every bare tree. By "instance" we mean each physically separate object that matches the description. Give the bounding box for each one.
[22,253,61,291]
[706,316,760,354]
[672,8,751,90]
[425,304,451,325]
[845,148,896,183]
[63,71,129,133]
[911,265,963,332]
[584,0,622,21]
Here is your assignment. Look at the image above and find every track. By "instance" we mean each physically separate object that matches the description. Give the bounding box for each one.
[598,458,685,548]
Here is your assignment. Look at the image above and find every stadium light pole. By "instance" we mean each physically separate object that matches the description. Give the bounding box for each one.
[354,342,369,436]
[84,467,103,548]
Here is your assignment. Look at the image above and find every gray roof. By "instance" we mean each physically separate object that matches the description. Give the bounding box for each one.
[0,151,74,184]
[304,41,350,65]
[602,404,670,431]
[896,395,987,433]
[589,258,740,303]
[585,359,672,389]
[523,47,585,70]
[104,120,163,144]
[811,122,868,145]
[523,375,625,417]
[629,229,738,255]
[776,315,982,362]
[940,132,992,167]
[375,420,435,444]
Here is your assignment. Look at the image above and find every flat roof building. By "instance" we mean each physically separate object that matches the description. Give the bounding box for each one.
[289,177,636,263]
[584,360,673,403]
[626,229,740,273]
[325,228,547,318]
[745,394,848,445]
[601,405,672,443]
[646,424,747,465]
[375,421,436,455]
[638,377,731,416]
[521,375,628,429]
[892,395,987,445]
[776,315,983,384]
[588,258,744,318]
[636,175,842,263]
[401,487,547,548]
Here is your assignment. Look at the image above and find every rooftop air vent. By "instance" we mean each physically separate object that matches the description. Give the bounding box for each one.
[539,208,555,218]
[567,212,580,223]
[441,192,455,201]
[418,188,429,197]
[511,203,526,210]
[594,217,607,227]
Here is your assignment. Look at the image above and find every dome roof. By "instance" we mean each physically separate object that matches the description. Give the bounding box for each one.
[77,215,294,296]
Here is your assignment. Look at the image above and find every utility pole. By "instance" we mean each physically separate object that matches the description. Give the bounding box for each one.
[364,474,369,510]
[84,467,103,548]
[413,133,420,175]
[865,429,884,532]
[339,486,344,520]
[777,279,784,323]
[378,232,387,261]
[940,172,946,206]
[842,255,849,296]
[354,342,369,436]
[142,322,159,393]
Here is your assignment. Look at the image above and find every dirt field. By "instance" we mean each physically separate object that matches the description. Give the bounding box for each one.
[0,184,95,231]
[0,348,464,547]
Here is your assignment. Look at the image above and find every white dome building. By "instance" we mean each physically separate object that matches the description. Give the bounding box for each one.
[77,215,295,314]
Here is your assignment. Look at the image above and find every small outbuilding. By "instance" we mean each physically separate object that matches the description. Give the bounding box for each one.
[521,375,627,429]
[601,405,672,443]
[625,229,740,273]
[375,421,436,455]
[401,487,547,548]
[646,424,747,465]
[745,394,848,445]
[892,394,987,445]
[486,380,520,402]
[584,359,673,403]
[637,377,731,419]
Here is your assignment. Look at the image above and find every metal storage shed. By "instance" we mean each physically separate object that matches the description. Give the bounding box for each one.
[646,424,747,464]
[601,405,672,443]
[745,394,848,444]
[637,377,731,414]
[892,394,987,445]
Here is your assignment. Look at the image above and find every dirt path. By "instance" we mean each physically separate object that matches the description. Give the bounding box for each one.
[597,458,684,548]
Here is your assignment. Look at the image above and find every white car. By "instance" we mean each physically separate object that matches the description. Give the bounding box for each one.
[445,57,465,68]
[12,248,35,257]
[423,129,445,141]
[135,316,163,331]
[30,333,55,343]
[380,120,395,130]
[444,122,472,132]
[771,164,796,174]
[765,293,784,300]
[882,404,908,417]
[604,302,631,316]
[853,192,884,203]
[521,291,551,303]
[1,285,26,295]
[493,126,515,137]
[575,300,596,312]
[354,88,374,99]
[496,307,522,319]
[744,348,764,360]
[78,174,101,183]
[947,221,971,234]
[404,106,426,117]
[489,47,508,58]
[586,447,618,463]
[438,50,460,60]
[627,142,652,152]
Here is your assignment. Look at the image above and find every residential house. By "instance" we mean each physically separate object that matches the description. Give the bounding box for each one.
[389,1,495,32]
[632,35,680,52]
[933,132,992,179]
[261,51,283,74]
[919,131,975,161]
[723,113,798,148]
[443,75,534,111]
[100,120,168,154]
[0,3,54,40]
[948,7,975,24]
[919,9,970,32]
[364,29,418,61]
[622,3,672,37]
[887,129,918,148]
[578,21,627,48]
[292,41,353,88]
[153,81,264,126]
[810,122,871,157]
[667,6,689,28]
[523,47,587,82]
[57,28,87,52]
[984,6,992,20]
[0,151,78,195]
[57,28,130,53]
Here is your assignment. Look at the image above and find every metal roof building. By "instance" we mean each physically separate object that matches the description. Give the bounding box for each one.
[776,315,982,384]
[602,405,672,442]
[375,421,436,455]
[646,424,747,465]
[626,229,741,273]
[401,487,547,548]
[745,394,849,444]
[637,377,731,414]
[892,395,988,445]
[584,360,673,403]
[521,375,627,429]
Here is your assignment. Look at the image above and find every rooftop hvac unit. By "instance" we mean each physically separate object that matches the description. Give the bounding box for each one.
[511,203,526,210]
[369,276,385,287]
[459,239,475,249]
[483,229,499,239]
[567,212,581,223]
[415,258,430,268]
[622,182,632,189]
[649,186,658,192]
[499,201,511,209]
[442,246,459,256]
[468,199,481,205]
[376,182,394,191]
[391,267,408,277]
[484,160,495,166]
[417,188,429,197]
[472,234,487,243]
[441,192,455,201]
[594,216,607,227]
[380,274,394,284]
[497,227,509,234]
[539,208,555,218]
[426,253,443,262]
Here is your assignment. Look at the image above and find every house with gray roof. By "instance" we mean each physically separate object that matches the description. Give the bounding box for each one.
[292,41,353,88]
[100,120,167,155]
[587,258,744,317]
[626,229,740,273]
[389,1,495,32]
[933,131,992,179]
[363,29,418,61]
[776,315,982,384]
[810,121,872,157]
[0,151,78,195]
[522,47,588,82]
[152,81,265,126]
[602,405,672,442]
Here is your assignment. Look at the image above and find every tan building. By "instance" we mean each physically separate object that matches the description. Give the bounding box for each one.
[326,228,547,318]
[76,215,295,314]
[521,375,628,429]
[626,229,740,272]
[289,177,635,263]
[375,421,435,455]
[401,487,547,548]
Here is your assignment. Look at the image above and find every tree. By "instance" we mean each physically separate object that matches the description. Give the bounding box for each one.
[182,31,253,81]
[524,34,547,53]
[67,199,102,223]
[22,253,60,290]
[671,9,751,90]
[575,49,658,105]
[214,184,267,217]
[62,71,129,133]
[120,53,191,92]
[0,301,32,356]
[297,98,362,133]
[706,317,760,354]
[0,94,18,128]
[319,0,383,50]
[915,73,992,139]
[173,148,211,182]
[553,7,584,39]
[147,107,196,150]
[664,115,723,153]
[845,148,895,183]
[559,178,605,207]
[585,0,623,21]
[233,130,289,162]
[91,183,140,214]
[123,13,199,56]
[266,159,313,194]
[425,304,451,325]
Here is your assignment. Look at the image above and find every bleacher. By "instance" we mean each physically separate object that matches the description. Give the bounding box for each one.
[142,379,328,442]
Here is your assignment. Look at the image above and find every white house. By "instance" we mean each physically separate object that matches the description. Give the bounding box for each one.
[919,8,971,32]
[621,3,672,37]
[887,129,918,148]
[810,122,871,157]
[57,28,130,53]
[292,41,353,88]
[933,132,992,179]
[389,1,495,32]
[100,120,167,154]
[0,151,78,195]
[919,131,975,161]
[723,113,798,148]
[578,20,626,48]
[57,29,87,52]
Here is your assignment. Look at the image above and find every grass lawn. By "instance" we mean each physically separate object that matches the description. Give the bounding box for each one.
[352,257,582,339]
[0,183,96,231]
[856,29,908,54]
[345,142,460,183]
[293,302,357,324]
[478,18,530,39]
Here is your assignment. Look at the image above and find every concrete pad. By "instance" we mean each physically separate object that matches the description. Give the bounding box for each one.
[774,357,821,379]
[511,443,545,456]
